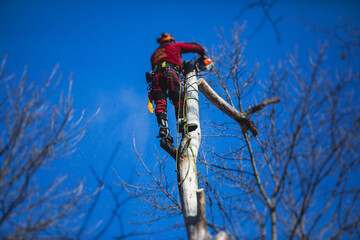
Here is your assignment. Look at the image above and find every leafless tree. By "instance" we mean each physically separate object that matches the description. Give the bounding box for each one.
[117,20,360,239]
[116,63,234,239]
[199,24,360,239]
[0,56,104,239]
[236,0,282,42]
[303,16,360,59]
[116,25,277,239]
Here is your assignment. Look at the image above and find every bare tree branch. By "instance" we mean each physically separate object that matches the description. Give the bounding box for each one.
[0,57,103,239]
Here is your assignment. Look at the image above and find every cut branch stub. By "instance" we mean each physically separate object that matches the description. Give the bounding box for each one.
[159,135,191,161]
[160,138,177,160]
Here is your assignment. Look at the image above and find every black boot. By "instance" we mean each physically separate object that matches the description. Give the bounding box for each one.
[157,112,173,143]
[176,107,197,134]
[177,118,198,134]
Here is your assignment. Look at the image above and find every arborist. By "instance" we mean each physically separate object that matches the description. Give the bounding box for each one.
[147,32,207,142]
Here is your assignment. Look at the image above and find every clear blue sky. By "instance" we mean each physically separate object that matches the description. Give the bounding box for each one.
[1,0,359,239]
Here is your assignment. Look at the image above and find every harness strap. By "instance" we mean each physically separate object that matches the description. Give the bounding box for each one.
[153,61,180,75]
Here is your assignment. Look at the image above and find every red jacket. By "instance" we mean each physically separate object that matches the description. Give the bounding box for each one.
[151,42,205,70]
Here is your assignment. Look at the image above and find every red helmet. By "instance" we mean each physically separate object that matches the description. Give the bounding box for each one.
[157,32,175,44]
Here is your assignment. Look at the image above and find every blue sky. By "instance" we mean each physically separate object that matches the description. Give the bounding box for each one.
[1,0,359,239]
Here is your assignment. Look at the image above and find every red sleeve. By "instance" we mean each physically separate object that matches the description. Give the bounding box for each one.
[177,42,205,56]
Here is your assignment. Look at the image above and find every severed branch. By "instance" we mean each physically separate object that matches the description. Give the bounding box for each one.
[198,78,279,136]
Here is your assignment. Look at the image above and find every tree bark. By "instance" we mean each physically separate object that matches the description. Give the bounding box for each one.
[177,62,208,240]
[177,63,231,240]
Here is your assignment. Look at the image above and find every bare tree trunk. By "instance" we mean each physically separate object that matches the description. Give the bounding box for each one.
[271,209,277,240]
[177,62,231,240]
[177,62,208,240]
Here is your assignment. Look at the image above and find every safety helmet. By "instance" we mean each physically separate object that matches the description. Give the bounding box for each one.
[157,32,175,44]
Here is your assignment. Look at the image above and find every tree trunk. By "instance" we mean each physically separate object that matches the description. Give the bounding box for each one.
[177,63,231,240]
[177,62,209,240]
[160,65,279,239]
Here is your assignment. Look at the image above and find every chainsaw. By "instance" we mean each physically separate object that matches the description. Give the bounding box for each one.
[195,56,214,72]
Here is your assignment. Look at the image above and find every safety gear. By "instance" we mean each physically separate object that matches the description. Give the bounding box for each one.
[151,42,205,70]
[157,32,175,44]
[157,112,173,142]
[151,70,183,116]
[153,61,180,75]
[149,39,206,141]
[196,56,214,72]
[146,71,154,84]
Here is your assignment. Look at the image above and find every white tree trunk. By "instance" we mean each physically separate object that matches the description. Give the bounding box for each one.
[177,63,231,240]
[177,62,207,240]
[161,66,277,239]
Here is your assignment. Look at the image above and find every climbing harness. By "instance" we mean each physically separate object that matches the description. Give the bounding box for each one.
[153,61,181,75]
[146,61,181,114]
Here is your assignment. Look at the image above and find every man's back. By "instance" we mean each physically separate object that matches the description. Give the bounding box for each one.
[151,42,204,69]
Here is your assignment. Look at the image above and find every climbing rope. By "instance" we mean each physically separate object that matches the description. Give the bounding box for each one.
[175,64,201,189]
